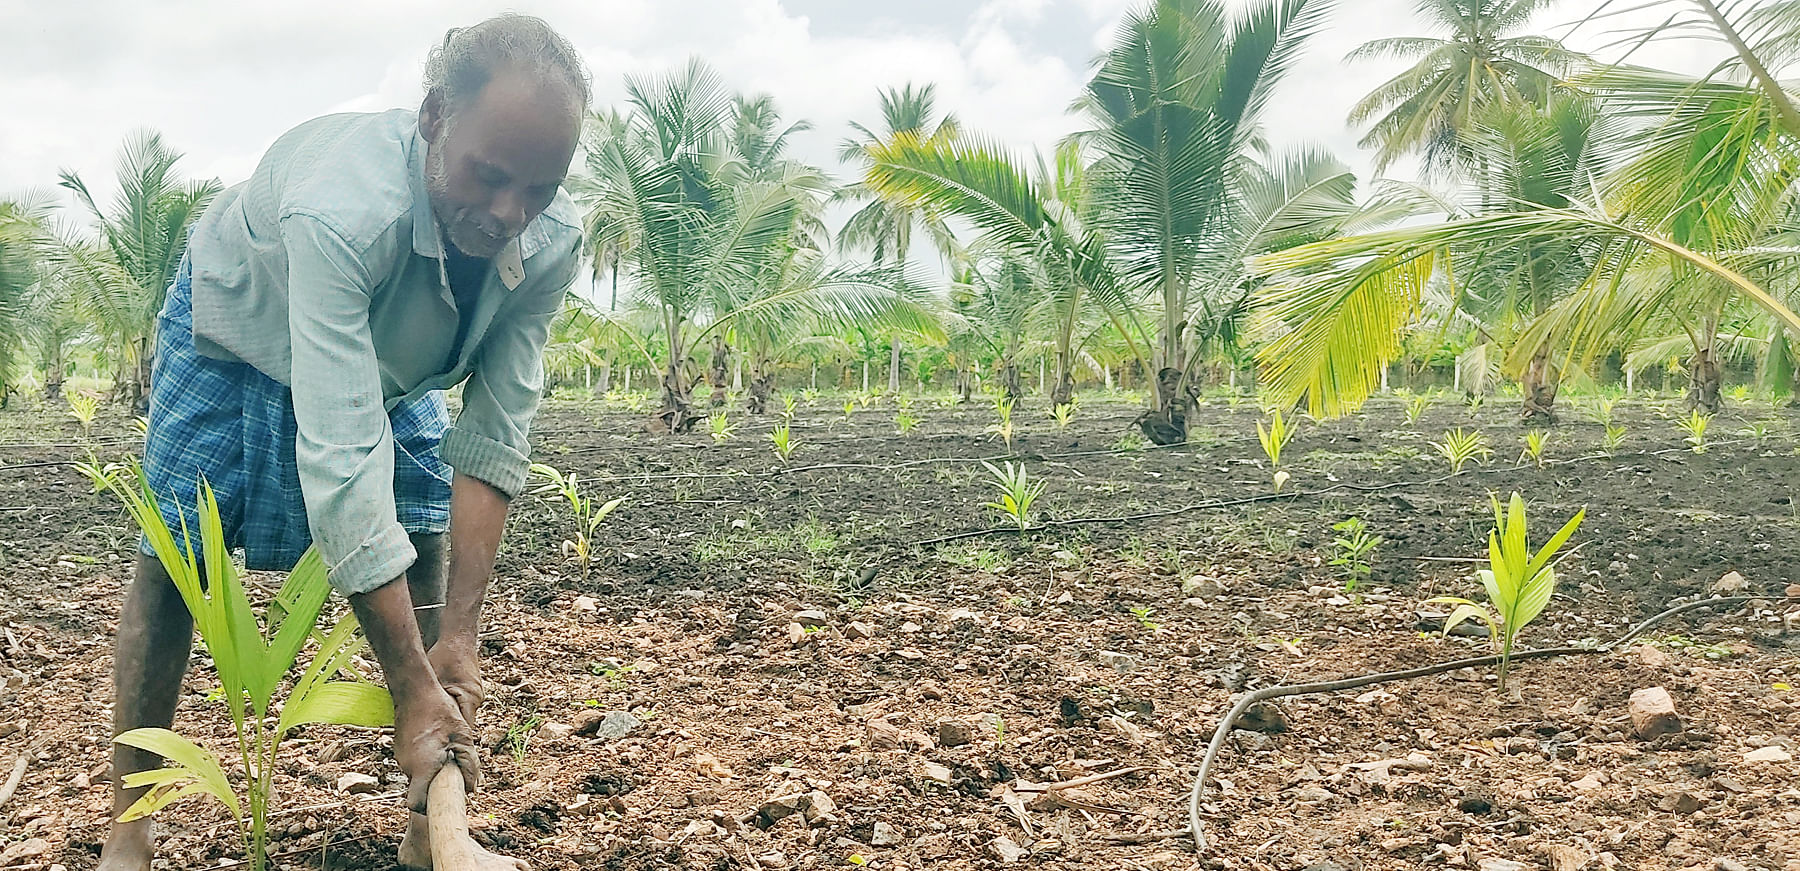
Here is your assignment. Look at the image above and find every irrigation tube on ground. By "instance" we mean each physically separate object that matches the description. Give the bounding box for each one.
[1185,595,1794,853]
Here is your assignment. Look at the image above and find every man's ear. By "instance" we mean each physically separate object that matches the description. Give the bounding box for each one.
[420,90,448,144]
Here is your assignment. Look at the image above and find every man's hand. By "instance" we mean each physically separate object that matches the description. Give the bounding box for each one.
[393,683,480,813]
[427,638,484,727]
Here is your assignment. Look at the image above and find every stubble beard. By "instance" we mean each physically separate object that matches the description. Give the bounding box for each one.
[424,141,508,259]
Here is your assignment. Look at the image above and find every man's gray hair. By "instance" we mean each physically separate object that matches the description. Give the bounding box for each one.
[423,15,591,116]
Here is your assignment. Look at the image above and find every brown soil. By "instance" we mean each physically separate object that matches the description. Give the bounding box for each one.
[1,392,1798,871]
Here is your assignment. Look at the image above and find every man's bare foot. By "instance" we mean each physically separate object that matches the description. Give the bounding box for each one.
[96,818,154,871]
[398,811,529,871]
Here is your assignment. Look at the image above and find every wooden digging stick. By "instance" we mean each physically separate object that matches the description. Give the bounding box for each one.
[428,767,480,871]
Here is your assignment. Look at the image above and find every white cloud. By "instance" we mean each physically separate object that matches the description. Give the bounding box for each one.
[0,0,1763,223]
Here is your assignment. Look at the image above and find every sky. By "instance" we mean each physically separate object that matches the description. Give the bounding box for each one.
[0,0,1730,237]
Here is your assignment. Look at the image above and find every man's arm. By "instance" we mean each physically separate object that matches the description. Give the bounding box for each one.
[427,472,509,726]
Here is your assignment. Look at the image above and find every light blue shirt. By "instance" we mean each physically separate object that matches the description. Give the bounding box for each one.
[184,109,582,595]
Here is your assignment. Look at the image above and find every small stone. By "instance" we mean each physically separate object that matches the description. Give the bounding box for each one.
[588,711,642,740]
[1477,860,1530,871]
[1657,790,1702,814]
[1715,859,1749,871]
[755,793,809,828]
[694,753,733,779]
[1232,729,1272,752]
[540,722,574,740]
[921,761,952,785]
[1635,645,1671,669]
[1098,650,1137,673]
[1629,687,1682,740]
[1743,745,1791,763]
[336,772,380,795]
[1458,788,1495,814]
[1543,844,1592,871]
[793,609,830,628]
[845,621,876,640]
[1570,772,1606,791]
[1183,575,1224,598]
[0,838,49,862]
[989,836,1029,863]
[936,719,975,747]
[1295,785,1335,804]
[572,709,606,736]
[870,821,902,846]
[1712,571,1749,594]
[0,722,21,740]
[901,621,922,633]
[786,623,809,645]
[572,595,599,613]
[801,790,837,823]
[1235,702,1288,733]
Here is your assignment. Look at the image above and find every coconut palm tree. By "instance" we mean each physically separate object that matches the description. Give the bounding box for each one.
[1253,1,1800,418]
[0,200,47,403]
[1346,0,1581,176]
[863,133,1140,409]
[1450,94,1612,420]
[573,60,938,431]
[1074,0,1335,441]
[58,130,220,411]
[839,83,963,393]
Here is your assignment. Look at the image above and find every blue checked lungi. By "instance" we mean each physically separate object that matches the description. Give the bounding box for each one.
[140,255,453,571]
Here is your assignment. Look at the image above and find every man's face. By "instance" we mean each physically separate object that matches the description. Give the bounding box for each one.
[422,70,581,259]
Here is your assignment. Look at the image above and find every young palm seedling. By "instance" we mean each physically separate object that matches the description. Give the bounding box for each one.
[1404,394,1429,428]
[1591,397,1618,429]
[529,463,625,586]
[842,398,856,420]
[66,390,100,445]
[1257,410,1295,467]
[1050,401,1077,431]
[981,460,1045,531]
[1676,410,1711,454]
[986,398,1017,453]
[82,459,393,871]
[1519,430,1549,468]
[770,424,799,464]
[1433,428,1493,474]
[782,394,799,420]
[1429,492,1585,690]
[1602,424,1628,456]
[895,410,919,434]
[1329,516,1382,594]
[1738,422,1772,447]
[708,411,736,444]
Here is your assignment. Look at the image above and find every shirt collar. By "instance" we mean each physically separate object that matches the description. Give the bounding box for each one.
[408,130,525,291]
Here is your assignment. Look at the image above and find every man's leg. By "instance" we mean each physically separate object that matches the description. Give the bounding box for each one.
[97,553,195,871]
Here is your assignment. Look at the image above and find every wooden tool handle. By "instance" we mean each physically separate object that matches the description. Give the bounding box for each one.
[428,766,478,871]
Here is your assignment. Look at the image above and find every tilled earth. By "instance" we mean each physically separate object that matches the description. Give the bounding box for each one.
[0,391,1798,871]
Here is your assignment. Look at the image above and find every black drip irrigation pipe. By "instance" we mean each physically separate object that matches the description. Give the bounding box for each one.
[1185,595,1794,853]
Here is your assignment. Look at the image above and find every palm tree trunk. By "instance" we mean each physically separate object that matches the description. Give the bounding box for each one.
[1688,344,1723,414]
[1051,348,1074,408]
[42,340,65,401]
[657,311,697,433]
[707,336,730,408]
[888,336,901,394]
[1520,347,1560,423]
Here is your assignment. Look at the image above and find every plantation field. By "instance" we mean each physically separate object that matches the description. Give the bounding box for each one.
[3,392,1800,870]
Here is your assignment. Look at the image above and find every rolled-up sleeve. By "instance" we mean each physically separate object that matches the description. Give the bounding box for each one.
[282,213,415,596]
[440,244,575,498]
